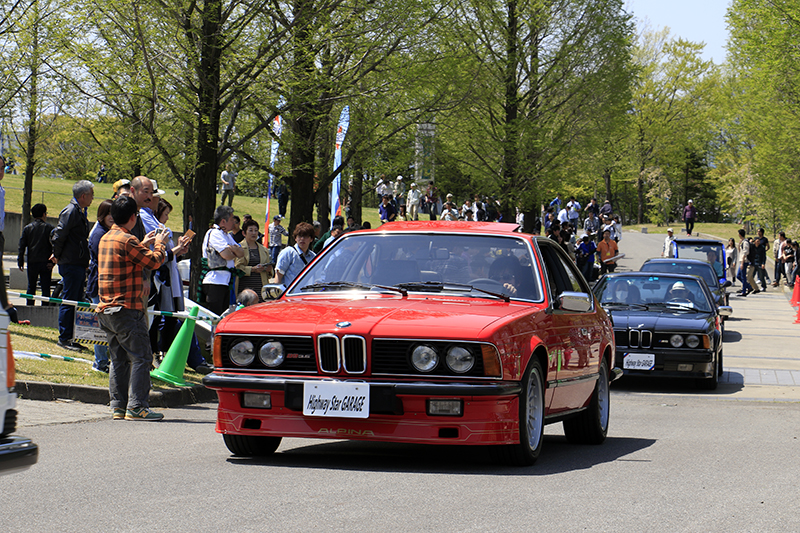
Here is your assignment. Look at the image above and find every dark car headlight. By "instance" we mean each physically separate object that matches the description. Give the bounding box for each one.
[685,335,700,349]
[669,334,684,348]
[229,340,255,366]
[411,344,439,372]
[259,341,285,367]
[446,346,475,374]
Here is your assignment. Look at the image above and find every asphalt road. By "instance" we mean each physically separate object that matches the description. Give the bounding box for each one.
[3,229,799,531]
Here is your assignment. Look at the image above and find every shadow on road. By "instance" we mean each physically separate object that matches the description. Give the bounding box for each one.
[612,376,744,395]
[723,329,742,342]
[225,434,656,475]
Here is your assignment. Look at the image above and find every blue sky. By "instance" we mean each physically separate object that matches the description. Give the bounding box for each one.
[624,0,732,64]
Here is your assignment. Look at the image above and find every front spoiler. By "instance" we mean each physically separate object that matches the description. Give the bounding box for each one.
[0,435,38,475]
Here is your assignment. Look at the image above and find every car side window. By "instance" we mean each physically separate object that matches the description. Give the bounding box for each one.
[538,242,571,297]
[557,254,585,293]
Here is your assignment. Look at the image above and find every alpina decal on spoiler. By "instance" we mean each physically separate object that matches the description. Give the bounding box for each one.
[318,428,375,437]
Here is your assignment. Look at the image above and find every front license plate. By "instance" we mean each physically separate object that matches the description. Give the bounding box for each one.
[303,381,370,419]
[624,353,655,370]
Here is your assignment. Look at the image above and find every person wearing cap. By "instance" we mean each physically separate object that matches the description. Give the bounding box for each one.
[406,182,420,221]
[268,214,288,263]
[683,199,697,236]
[220,163,236,206]
[112,178,131,199]
[662,228,676,257]
[599,199,613,218]
[393,175,405,208]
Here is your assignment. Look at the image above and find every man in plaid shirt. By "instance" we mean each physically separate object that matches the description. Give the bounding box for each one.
[98,196,170,421]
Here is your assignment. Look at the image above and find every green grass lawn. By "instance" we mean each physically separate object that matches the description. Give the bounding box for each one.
[10,322,205,389]
[632,222,744,240]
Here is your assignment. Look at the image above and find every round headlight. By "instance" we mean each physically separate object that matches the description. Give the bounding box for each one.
[411,344,439,372]
[446,346,475,374]
[259,341,285,367]
[229,340,255,366]
[669,334,684,348]
[686,335,700,348]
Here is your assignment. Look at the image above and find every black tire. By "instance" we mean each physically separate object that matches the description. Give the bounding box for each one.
[563,358,610,445]
[497,358,545,466]
[698,351,719,390]
[223,434,282,457]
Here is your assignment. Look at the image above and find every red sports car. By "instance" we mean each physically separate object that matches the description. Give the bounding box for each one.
[203,221,618,465]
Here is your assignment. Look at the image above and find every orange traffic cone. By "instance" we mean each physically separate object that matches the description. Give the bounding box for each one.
[794,304,800,324]
[791,277,800,307]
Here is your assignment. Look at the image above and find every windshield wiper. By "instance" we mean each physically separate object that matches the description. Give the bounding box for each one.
[648,302,701,313]
[300,280,407,296]
[396,281,445,293]
[439,282,511,302]
[300,281,376,292]
[602,302,650,310]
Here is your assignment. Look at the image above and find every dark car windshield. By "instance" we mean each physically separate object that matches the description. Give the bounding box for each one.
[290,232,543,301]
[641,261,718,288]
[595,275,713,313]
[671,242,725,279]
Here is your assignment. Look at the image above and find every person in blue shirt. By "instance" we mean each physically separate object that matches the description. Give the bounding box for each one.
[549,194,561,208]
[379,195,397,224]
[576,233,597,281]
[276,222,316,288]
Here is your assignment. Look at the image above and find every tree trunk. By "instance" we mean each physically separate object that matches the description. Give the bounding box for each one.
[21,12,39,228]
[189,0,223,301]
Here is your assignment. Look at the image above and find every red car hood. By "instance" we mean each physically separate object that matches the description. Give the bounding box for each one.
[218,294,541,340]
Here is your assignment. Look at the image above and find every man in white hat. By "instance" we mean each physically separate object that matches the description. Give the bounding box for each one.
[662,228,675,257]
[394,175,405,208]
[406,182,420,221]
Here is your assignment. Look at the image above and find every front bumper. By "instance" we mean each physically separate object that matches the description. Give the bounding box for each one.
[0,435,38,475]
[203,373,523,445]
[615,349,715,380]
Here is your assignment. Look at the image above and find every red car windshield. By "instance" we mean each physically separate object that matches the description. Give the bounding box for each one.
[290,232,543,301]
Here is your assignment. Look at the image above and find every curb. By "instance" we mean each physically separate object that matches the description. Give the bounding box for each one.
[16,380,218,407]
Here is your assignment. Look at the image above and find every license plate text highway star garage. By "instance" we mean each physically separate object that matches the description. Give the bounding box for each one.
[302,381,370,419]
[624,353,656,370]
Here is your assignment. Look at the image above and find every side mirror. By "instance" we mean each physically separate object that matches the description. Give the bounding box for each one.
[721,280,732,288]
[718,305,733,317]
[261,284,285,301]
[559,291,593,313]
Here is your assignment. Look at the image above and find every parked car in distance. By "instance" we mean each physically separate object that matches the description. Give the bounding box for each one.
[0,273,39,475]
[204,221,620,466]
[669,238,728,284]
[593,272,731,389]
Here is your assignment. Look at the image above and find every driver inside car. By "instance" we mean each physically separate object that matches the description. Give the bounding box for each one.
[488,255,526,297]
[667,281,695,305]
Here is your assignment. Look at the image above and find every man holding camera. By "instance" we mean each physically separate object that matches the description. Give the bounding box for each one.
[98,196,170,422]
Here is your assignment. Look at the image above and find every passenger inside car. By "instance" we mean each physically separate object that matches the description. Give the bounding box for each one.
[667,281,696,305]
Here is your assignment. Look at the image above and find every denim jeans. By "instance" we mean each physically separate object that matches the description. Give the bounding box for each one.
[737,265,751,294]
[58,264,86,344]
[91,295,109,371]
[99,308,152,410]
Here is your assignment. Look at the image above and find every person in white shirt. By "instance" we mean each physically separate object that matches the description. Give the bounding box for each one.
[268,215,289,263]
[406,182,421,220]
[202,205,246,315]
[557,206,570,225]
[662,228,675,257]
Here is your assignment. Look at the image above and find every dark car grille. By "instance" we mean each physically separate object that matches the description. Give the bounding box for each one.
[318,334,366,374]
[219,335,316,372]
[614,329,652,348]
[372,339,486,377]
